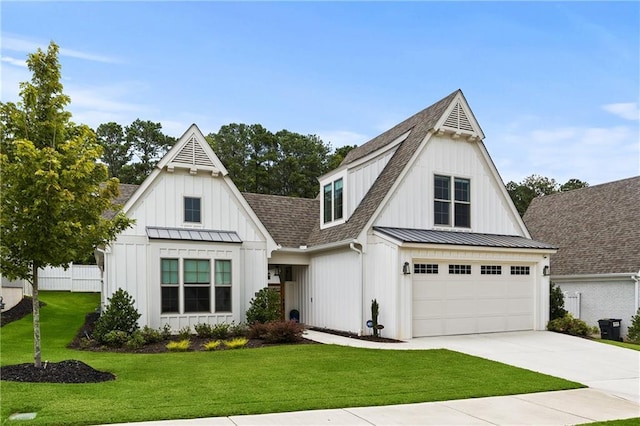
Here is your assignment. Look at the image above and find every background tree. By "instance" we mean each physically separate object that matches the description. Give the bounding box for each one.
[327,144,357,171]
[120,119,176,184]
[96,122,131,179]
[0,42,133,368]
[506,174,589,216]
[273,130,331,198]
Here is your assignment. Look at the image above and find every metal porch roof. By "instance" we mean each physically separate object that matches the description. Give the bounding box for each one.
[373,227,555,250]
[146,227,242,243]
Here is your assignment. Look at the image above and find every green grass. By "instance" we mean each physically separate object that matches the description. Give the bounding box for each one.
[585,418,640,425]
[595,339,640,351]
[1,292,584,425]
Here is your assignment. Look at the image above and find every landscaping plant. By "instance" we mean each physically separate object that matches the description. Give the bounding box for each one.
[246,287,281,324]
[547,313,592,337]
[549,282,567,321]
[93,288,141,344]
[224,337,248,349]
[627,307,640,344]
[166,339,191,352]
[371,299,380,337]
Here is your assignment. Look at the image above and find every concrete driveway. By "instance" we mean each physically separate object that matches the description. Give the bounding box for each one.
[307,330,640,403]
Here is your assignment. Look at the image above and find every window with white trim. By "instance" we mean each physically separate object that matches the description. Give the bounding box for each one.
[161,259,179,313]
[184,197,201,223]
[322,177,343,224]
[184,259,210,313]
[214,260,232,312]
[434,175,470,228]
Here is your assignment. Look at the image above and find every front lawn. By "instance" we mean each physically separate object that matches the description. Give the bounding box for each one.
[1,292,583,425]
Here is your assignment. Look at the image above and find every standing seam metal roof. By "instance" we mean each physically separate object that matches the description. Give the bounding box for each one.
[374,227,556,249]
[146,226,242,243]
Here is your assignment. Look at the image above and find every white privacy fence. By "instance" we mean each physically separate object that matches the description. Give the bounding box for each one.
[563,291,581,318]
[22,264,101,295]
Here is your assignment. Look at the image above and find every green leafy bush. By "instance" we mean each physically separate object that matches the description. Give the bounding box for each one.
[125,330,146,349]
[210,323,233,339]
[140,326,164,344]
[177,326,191,340]
[93,288,141,344]
[194,323,214,338]
[230,322,248,337]
[224,337,248,349]
[547,314,591,336]
[166,339,191,352]
[161,324,172,339]
[627,308,640,344]
[102,330,129,347]
[549,282,567,321]
[246,288,281,324]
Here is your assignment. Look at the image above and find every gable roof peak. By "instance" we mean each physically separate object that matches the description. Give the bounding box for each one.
[157,124,228,176]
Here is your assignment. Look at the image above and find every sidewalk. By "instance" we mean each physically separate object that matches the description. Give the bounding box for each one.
[106,331,640,425]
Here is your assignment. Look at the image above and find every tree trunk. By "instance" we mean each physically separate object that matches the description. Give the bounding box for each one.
[32,263,42,368]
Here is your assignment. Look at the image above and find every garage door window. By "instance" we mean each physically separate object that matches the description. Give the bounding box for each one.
[414,263,438,274]
[481,265,502,275]
[449,264,471,274]
[511,266,530,275]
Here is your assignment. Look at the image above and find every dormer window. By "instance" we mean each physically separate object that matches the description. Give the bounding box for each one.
[184,197,201,223]
[323,178,343,225]
[434,175,470,228]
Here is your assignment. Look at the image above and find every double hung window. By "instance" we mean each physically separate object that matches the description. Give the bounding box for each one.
[434,175,470,227]
[323,178,343,224]
[184,197,201,223]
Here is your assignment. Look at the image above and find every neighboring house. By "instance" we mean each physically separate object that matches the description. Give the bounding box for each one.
[102,90,556,340]
[523,177,640,337]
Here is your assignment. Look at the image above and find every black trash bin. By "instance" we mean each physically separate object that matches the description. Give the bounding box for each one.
[598,318,622,341]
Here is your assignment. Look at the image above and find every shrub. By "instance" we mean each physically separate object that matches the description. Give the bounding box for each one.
[627,308,640,344]
[194,323,214,339]
[102,330,129,347]
[140,326,164,344]
[125,331,146,350]
[547,314,591,336]
[166,339,191,352]
[177,326,192,340]
[161,324,172,339]
[203,340,222,351]
[372,299,380,338]
[229,322,248,337]
[93,288,141,344]
[246,288,281,324]
[224,337,248,349]
[549,282,567,321]
[210,323,232,339]
[263,320,305,343]
[248,322,269,339]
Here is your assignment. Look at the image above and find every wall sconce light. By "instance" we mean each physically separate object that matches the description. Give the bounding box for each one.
[0,296,4,310]
[402,262,411,275]
[543,265,550,276]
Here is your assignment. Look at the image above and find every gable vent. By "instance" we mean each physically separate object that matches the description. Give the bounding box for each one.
[443,102,474,132]
[173,136,215,167]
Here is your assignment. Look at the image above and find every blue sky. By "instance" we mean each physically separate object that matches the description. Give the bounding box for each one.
[2,1,638,186]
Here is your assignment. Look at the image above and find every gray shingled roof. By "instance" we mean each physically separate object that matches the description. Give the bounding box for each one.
[242,192,318,248]
[523,176,640,275]
[304,90,461,247]
[104,184,140,218]
[374,227,555,249]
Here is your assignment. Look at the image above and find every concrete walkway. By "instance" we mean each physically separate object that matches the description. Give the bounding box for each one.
[107,331,640,425]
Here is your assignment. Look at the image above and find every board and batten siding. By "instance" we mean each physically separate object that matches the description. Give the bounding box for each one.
[347,148,396,218]
[122,170,266,243]
[375,135,523,236]
[301,248,361,334]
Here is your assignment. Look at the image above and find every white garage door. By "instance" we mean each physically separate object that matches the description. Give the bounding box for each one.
[412,263,534,337]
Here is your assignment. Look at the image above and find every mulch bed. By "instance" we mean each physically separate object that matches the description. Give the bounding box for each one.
[0,360,115,383]
[0,297,44,327]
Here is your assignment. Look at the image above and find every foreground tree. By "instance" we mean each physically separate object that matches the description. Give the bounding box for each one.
[0,42,133,368]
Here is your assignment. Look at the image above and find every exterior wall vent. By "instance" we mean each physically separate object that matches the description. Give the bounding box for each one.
[443,102,474,132]
[173,136,215,167]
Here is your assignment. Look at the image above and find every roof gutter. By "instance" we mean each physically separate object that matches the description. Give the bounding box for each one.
[550,272,640,282]
[277,238,360,254]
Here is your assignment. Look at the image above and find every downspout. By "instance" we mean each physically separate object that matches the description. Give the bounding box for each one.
[633,272,640,313]
[94,247,107,313]
[350,242,364,336]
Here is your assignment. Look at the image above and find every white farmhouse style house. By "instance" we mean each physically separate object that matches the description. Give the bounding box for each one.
[102,90,556,340]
